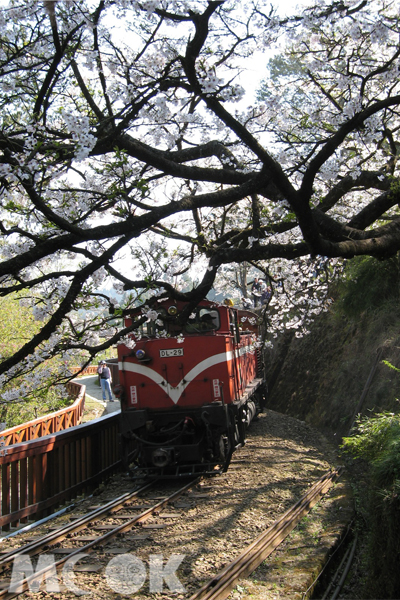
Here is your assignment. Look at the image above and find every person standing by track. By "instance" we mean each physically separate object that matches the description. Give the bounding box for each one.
[251,277,262,307]
[97,360,113,402]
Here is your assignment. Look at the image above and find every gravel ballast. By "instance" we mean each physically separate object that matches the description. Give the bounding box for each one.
[5,409,353,600]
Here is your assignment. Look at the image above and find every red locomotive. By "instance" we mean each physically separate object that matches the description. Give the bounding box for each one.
[115,298,266,477]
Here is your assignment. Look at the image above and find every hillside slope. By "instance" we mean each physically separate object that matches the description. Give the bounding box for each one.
[265,300,400,439]
[264,258,400,598]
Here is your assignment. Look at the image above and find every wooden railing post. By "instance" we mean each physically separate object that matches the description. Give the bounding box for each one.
[20,457,28,523]
[1,462,10,531]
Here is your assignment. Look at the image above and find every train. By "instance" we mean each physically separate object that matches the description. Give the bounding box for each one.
[114,297,267,477]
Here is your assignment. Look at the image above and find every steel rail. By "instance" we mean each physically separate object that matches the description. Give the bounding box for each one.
[0,480,155,570]
[0,477,200,599]
[189,468,342,600]
[328,533,358,600]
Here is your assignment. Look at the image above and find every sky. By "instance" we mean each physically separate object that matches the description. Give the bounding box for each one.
[236,0,313,99]
[273,0,314,15]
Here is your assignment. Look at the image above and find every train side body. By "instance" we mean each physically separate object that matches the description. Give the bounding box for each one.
[116,299,266,477]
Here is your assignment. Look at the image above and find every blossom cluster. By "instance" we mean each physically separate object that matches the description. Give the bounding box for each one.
[61,109,97,162]
[0,0,398,404]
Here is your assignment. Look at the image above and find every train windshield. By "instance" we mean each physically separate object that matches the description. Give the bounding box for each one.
[185,308,220,333]
[132,307,220,338]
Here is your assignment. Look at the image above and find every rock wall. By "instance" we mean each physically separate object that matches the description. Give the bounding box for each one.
[265,301,400,439]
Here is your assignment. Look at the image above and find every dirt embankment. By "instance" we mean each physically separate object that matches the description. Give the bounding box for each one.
[265,302,400,439]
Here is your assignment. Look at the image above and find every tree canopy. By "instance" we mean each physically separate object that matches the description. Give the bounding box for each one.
[0,294,71,420]
[1,0,400,396]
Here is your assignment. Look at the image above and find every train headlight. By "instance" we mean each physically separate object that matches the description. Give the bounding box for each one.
[167,305,178,316]
[135,349,146,360]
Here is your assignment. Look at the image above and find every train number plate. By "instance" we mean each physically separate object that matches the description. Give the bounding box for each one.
[159,348,184,357]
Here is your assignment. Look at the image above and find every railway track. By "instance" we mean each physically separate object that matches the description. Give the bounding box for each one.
[0,412,348,599]
[0,468,342,599]
[189,468,342,600]
[0,477,200,598]
[319,531,358,600]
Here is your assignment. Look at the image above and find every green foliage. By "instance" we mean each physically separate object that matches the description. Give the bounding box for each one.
[382,359,400,373]
[342,411,400,488]
[334,255,400,317]
[0,294,40,358]
[0,294,74,428]
[257,54,308,107]
[4,387,72,428]
[342,410,400,596]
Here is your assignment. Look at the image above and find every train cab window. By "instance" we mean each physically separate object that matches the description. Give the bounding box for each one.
[131,306,220,337]
[133,309,169,338]
[185,308,220,333]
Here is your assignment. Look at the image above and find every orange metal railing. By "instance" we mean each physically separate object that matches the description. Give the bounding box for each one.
[0,382,85,447]
[0,373,128,531]
[68,365,99,376]
[0,410,121,531]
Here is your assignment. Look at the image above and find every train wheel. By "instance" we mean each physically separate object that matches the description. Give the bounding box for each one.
[218,434,230,461]
[257,382,268,412]
[120,436,130,471]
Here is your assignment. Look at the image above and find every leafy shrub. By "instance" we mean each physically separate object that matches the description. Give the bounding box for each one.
[342,411,400,597]
[342,411,400,489]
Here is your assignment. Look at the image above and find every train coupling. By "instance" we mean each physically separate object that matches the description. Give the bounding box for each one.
[151,447,174,468]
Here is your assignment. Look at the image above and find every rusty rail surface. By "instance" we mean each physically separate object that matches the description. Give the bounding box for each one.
[189,468,342,600]
[0,479,199,599]
[0,411,121,532]
[0,382,85,447]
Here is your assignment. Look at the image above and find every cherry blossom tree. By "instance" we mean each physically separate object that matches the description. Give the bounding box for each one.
[1,0,400,397]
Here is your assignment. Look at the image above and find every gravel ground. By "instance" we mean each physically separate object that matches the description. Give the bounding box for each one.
[4,409,353,600]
